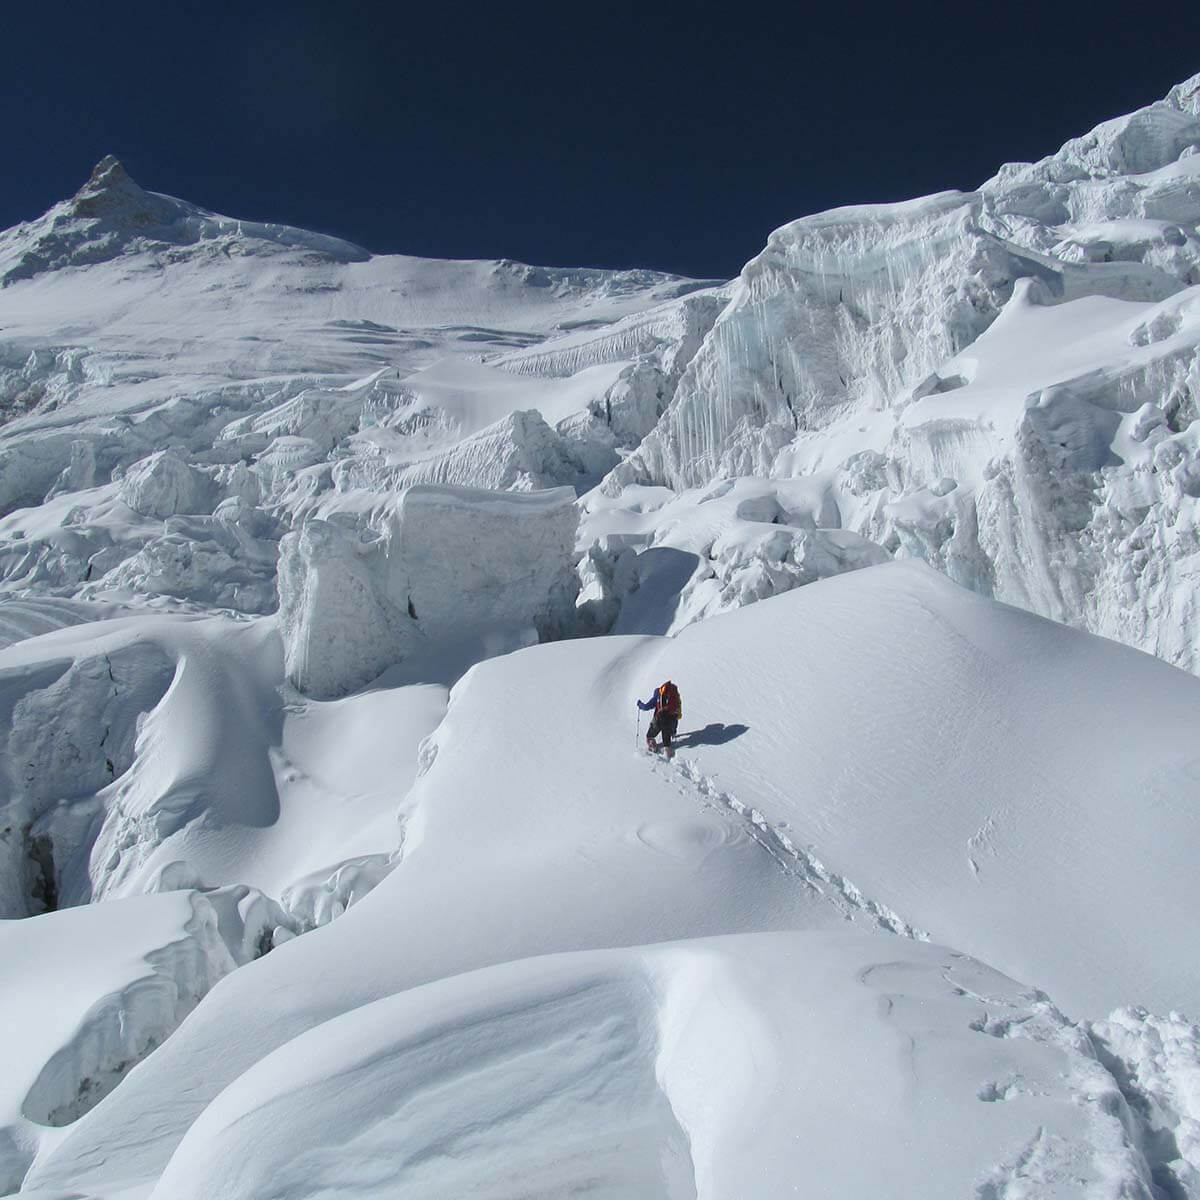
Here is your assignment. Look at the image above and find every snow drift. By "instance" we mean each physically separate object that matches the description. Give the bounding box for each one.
[150,933,1174,1200]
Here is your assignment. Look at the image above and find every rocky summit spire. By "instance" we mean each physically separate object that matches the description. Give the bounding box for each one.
[71,155,156,221]
[86,155,131,187]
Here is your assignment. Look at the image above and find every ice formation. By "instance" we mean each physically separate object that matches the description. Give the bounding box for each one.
[601,72,1200,668]
[0,886,289,1191]
[278,483,578,698]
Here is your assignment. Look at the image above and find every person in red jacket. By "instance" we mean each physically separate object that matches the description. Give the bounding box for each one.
[638,680,682,755]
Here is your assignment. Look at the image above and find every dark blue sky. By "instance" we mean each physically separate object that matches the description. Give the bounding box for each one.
[4,2,1197,279]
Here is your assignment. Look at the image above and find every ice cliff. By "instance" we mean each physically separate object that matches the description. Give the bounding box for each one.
[278,484,579,698]
[602,72,1200,668]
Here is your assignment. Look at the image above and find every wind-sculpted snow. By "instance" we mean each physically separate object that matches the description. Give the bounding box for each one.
[147,935,1171,1200]
[0,616,285,916]
[19,564,1200,1199]
[0,887,288,1191]
[0,599,444,925]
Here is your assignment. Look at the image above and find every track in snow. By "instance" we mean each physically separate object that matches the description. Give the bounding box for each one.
[650,751,930,941]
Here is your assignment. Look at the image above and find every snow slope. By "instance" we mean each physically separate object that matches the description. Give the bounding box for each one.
[12,563,1200,1198]
[150,934,1171,1200]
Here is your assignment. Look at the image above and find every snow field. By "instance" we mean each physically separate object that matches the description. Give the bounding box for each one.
[16,561,1200,1197]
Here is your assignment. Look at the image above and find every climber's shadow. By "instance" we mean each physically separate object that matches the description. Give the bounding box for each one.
[673,723,749,748]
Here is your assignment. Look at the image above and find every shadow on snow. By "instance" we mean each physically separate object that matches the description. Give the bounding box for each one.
[672,723,750,749]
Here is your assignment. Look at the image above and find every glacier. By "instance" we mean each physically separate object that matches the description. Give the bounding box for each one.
[1,72,1200,1200]
[599,73,1200,668]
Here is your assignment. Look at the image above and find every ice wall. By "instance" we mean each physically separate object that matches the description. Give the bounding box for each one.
[277,519,416,700]
[389,484,580,642]
[278,484,580,698]
[609,191,1062,491]
[598,73,1200,671]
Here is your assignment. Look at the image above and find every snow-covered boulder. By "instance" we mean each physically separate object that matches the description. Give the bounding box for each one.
[118,449,218,520]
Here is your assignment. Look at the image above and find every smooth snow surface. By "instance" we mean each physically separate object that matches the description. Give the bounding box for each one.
[4,74,1200,1200]
[12,564,1200,1199]
[151,934,1170,1200]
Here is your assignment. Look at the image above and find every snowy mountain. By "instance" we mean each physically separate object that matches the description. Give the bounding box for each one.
[1,75,1200,1200]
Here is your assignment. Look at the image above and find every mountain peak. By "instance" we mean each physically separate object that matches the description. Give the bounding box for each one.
[69,155,161,223]
[86,155,131,188]
[0,155,370,287]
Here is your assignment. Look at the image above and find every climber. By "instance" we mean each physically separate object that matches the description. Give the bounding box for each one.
[638,680,682,755]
